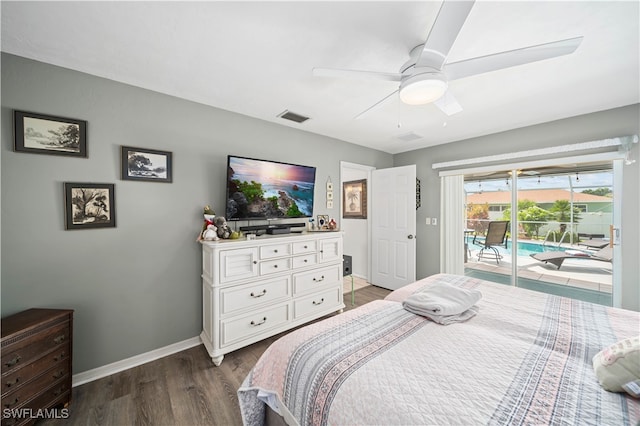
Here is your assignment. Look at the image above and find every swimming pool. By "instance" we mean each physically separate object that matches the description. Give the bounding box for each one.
[466,237,568,257]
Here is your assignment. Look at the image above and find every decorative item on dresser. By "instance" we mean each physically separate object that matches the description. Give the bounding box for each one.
[1,309,73,426]
[200,232,345,366]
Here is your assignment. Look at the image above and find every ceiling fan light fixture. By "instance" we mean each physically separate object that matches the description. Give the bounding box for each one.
[399,72,448,105]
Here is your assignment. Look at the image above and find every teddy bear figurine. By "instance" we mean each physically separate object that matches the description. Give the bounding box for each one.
[202,224,219,241]
[214,216,232,239]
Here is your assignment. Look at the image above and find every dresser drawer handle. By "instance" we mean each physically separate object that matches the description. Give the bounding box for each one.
[53,385,66,397]
[274,249,278,253]
[273,264,278,268]
[53,351,66,362]
[5,355,21,368]
[250,317,267,326]
[53,335,66,344]
[5,378,20,388]
[312,298,325,306]
[250,289,267,298]
[312,275,325,282]
[4,397,19,409]
[303,245,308,249]
[253,260,257,264]
[52,370,66,380]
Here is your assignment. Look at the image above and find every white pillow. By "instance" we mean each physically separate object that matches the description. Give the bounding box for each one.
[593,336,640,398]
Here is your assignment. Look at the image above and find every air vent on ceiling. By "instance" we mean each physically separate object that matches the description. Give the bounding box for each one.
[397,132,423,142]
[277,110,310,124]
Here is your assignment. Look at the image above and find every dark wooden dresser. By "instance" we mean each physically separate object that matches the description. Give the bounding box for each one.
[1,309,73,426]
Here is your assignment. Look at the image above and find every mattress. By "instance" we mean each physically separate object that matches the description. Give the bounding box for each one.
[238,273,640,425]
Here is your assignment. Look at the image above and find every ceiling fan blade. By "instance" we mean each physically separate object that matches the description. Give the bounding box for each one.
[444,36,584,81]
[313,67,402,82]
[433,90,463,116]
[354,90,399,120]
[415,0,475,70]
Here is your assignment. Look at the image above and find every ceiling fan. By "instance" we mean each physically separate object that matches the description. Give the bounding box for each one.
[313,0,583,119]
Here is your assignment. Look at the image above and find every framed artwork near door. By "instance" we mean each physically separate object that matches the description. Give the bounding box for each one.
[343,179,367,219]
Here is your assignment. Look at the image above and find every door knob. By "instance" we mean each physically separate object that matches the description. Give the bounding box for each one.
[408,235,414,239]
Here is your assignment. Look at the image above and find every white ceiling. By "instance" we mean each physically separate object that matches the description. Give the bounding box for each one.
[2,1,638,154]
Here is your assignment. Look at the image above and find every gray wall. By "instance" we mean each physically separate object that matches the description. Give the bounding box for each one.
[394,104,640,311]
[0,53,393,373]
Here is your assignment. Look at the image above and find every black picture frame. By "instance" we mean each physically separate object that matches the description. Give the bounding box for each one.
[121,146,173,183]
[64,182,116,230]
[14,110,87,157]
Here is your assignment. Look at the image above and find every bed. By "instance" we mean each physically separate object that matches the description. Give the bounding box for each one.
[238,273,640,425]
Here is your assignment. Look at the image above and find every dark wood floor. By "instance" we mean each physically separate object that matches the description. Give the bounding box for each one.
[39,285,390,426]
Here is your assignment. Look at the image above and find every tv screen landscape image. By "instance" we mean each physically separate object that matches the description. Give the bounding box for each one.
[226,156,316,220]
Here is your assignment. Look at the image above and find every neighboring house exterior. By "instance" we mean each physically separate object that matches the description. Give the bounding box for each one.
[467,189,613,236]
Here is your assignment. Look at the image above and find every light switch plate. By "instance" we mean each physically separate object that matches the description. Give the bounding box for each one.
[431,218,438,226]
[425,217,431,225]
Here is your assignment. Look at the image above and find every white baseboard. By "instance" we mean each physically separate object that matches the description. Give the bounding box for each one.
[72,336,202,387]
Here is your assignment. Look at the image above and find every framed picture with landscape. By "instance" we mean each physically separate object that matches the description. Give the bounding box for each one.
[121,146,172,183]
[64,182,116,230]
[14,110,87,157]
[343,179,367,219]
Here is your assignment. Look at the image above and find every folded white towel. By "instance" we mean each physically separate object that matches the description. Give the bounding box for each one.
[402,282,482,316]
[404,305,479,325]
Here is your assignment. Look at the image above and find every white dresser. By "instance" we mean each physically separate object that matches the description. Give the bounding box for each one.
[200,231,345,365]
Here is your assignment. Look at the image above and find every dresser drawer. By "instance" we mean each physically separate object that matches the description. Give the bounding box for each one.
[220,277,290,315]
[260,243,291,259]
[1,344,70,398]
[292,264,341,295]
[1,383,70,426]
[259,258,291,275]
[219,247,259,283]
[292,240,316,255]
[220,304,289,347]
[2,321,70,372]
[293,287,342,320]
[292,253,317,269]
[1,360,70,411]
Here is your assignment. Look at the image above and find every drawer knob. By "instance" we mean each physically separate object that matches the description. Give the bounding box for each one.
[312,298,325,306]
[5,355,21,368]
[304,245,308,249]
[273,264,278,268]
[303,259,308,263]
[54,335,66,344]
[250,317,267,326]
[4,397,19,408]
[5,378,20,388]
[312,275,325,282]
[250,289,267,298]
[274,249,278,253]
[53,351,66,362]
[253,260,258,264]
[53,385,67,397]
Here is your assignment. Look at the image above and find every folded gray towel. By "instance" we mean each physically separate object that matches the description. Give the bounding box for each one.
[402,282,482,316]
[404,305,479,325]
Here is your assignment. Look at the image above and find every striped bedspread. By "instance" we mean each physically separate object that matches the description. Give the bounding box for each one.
[238,274,640,425]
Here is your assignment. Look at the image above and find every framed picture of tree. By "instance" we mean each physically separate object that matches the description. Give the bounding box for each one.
[342,179,367,219]
[121,146,172,183]
[14,110,87,157]
[64,183,116,230]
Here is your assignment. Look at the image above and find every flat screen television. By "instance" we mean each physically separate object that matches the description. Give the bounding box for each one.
[225,155,316,221]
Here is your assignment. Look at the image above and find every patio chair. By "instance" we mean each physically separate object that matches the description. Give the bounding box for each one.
[577,239,610,249]
[474,221,509,264]
[530,246,613,270]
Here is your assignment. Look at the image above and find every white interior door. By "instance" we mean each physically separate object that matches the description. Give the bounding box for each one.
[370,165,417,290]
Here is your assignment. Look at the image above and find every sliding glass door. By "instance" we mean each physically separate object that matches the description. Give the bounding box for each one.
[464,163,614,306]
